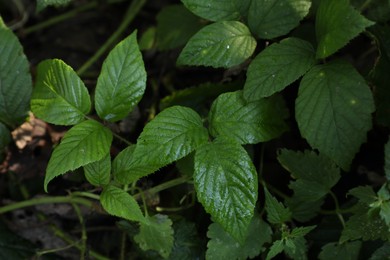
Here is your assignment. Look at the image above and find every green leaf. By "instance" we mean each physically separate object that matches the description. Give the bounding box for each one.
[0,221,36,259]
[377,184,390,227]
[44,120,112,191]
[95,31,146,122]
[156,5,203,51]
[177,21,256,68]
[369,242,390,260]
[264,188,292,224]
[181,0,242,21]
[115,106,208,184]
[100,185,146,223]
[36,0,73,12]
[194,138,258,242]
[206,216,272,260]
[168,220,203,260]
[248,0,311,39]
[209,91,289,144]
[266,240,284,260]
[319,241,362,260]
[243,37,316,101]
[0,123,11,151]
[315,0,374,59]
[31,59,91,126]
[283,236,309,260]
[296,60,375,170]
[348,186,377,205]
[0,16,5,27]
[134,214,174,259]
[286,197,324,222]
[83,153,111,186]
[0,27,32,127]
[289,225,316,238]
[139,27,156,51]
[385,138,390,180]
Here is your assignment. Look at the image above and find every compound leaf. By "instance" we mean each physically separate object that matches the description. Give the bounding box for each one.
[134,214,174,259]
[248,0,311,39]
[316,0,374,59]
[44,120,112,191]
[243,37,315,101]
[209,91,288,144]
[264,188,292,224]
[31,59,91,126]
[194,138,258,242]
[83,153,111,186]
[319,241,362,260]
[296,60,375,170]
[0,27,32,127]
[95,31,146,122]
[181,0,242,21]
[206,216,272,260]
[177,21,256,68]
[115,106,208,184]
[100,185,146,223]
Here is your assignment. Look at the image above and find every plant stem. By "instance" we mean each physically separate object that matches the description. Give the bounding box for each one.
[359,0,374,12]
[329,191,346,228]
[72,202,87,260]
[77,0,147,76]
[132,176,190,200]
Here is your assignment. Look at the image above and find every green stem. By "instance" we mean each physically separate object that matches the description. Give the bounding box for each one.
[72,202,87,260]
[72,191,100,201]
[329,191,346,228]
[359,0,374,12]
[132,176,190,200]
[77,0,147,76]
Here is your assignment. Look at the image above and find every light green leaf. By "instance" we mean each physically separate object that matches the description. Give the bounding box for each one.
[181,0,242,21]
[296,60,375,170]
[319,241,362,260]
[134,214,174,259]
[377,184,390,227]
[115,106,208,184]
[44,120,112,191]
[156,5,203,51]
[248,0,311,39]
[264,188,292,224]
[316,0,374,59]
[31,59,91,126]
[385,139,390,181]
[0,123,11,151]
[83,153,111,186]
[95,31,146,122]
[209,91,289,144]
[36,0,73,12]
[194,138,258,242]
[100,185,146,223]
[0,27,32,127]
[243,38,315,101]
[206,216,272,260]
[177,21,256,68]
[0,16,5,27]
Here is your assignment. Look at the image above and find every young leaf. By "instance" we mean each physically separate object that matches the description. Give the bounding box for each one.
[31,59,91,126]
[385,138,390,181]
[0,27,32,127]
[44,120,112,191]
[83,153,111,186]
[181,0,242,21]
[115,106,208,184]
[134,214,174,259]
[194,138,258,242]
[243,37,316,101]
[316,0,374,59]
[206,216,272,260]
[319,241,362,260]
[177,21,256,68]
[264,188,292,224]
[95,31,146,122]
[100,185,146,223]
[209,91,289,144]
[248,0,311,39]
[266,240,284,260]
[296,60,375,170]
[36,0,73,12]
[156,5,203,51]
[0,123,11,151]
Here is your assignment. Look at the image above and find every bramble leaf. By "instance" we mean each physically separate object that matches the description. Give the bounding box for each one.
[243,38,315,101]
[177,21,256,68]
[316,0,374,59]
[206,216,272,260]
[36,0,73,12]
[115,106,208,184]
[83,153,111,186]
[0,27,32,127]
[319,241,362,260]
[0,123,11,151]
[134,214,174,259]
[100,185,146,223]
[296,60,375,170]
[44,120,112,191]
[264,188,292,224]
[156,5,203,51]
[31,59,91,126]
[209,91,289,144]
[181,0,242,21]
[95,31,146,122]
[194,138,258,242]
[248,0,311,39]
